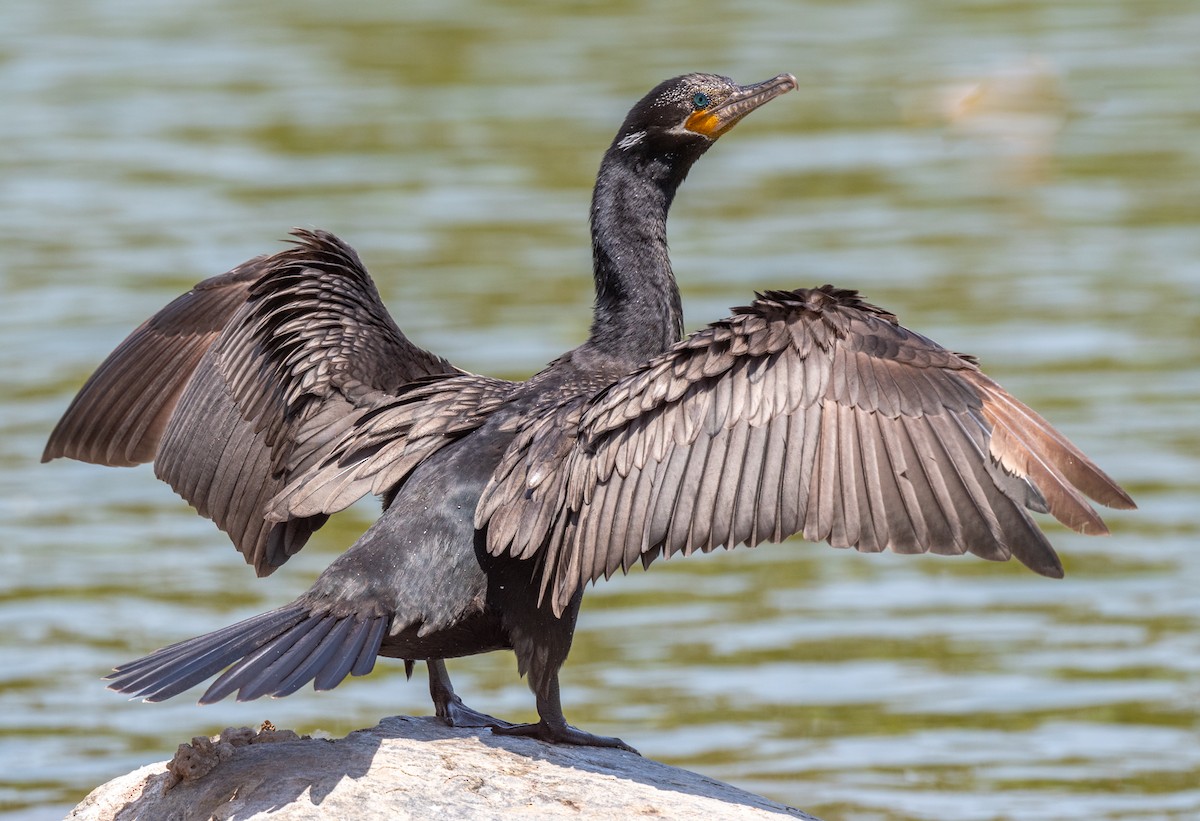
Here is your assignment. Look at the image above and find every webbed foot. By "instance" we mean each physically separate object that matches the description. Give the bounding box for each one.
[436,692,516,730]
[492,720,638,754]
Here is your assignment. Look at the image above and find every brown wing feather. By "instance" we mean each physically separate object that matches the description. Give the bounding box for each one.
[43,260,264,466]
[481,286,1135,616]
[45,229,459,574]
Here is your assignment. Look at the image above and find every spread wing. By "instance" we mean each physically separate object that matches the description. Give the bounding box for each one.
[480,286,1136,615]
[44,229,458,574]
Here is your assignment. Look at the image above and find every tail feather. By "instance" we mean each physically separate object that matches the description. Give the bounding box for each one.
[109,607,307,701]
[106,605,389,704]
[204,615,350,703]
[268,618,357,699]
[356,619,391,677]
[200,615,330,704]
[316,617,380,690]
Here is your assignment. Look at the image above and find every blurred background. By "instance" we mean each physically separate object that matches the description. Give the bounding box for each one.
[2,1,1197,819]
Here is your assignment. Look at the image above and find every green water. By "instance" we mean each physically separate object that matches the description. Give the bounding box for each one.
[2,1,1197,819]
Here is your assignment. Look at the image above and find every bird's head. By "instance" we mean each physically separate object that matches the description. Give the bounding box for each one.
[610,72,797,159]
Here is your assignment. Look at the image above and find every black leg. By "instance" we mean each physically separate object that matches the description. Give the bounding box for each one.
[427,659,515,730]
[477,545,634,751]
[491,669,638,753]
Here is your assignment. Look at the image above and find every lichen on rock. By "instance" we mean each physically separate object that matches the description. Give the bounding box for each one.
[165,721,308,788]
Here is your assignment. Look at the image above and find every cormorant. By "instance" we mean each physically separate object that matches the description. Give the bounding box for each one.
[44,73,1134,752]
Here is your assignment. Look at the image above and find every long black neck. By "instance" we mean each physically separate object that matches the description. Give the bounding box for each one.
[584,146,696,363]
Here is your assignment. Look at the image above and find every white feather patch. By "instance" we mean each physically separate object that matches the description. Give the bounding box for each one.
[617,131,646,150]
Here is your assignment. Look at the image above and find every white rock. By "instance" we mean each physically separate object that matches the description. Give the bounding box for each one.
[67,716,819,821]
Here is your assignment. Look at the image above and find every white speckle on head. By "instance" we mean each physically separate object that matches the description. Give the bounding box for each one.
[617,130,646,150]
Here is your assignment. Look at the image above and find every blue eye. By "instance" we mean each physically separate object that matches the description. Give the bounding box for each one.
[692,92,711,110]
